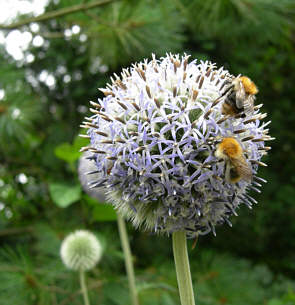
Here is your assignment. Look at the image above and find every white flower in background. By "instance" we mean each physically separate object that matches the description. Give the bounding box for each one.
[60,230,102,271]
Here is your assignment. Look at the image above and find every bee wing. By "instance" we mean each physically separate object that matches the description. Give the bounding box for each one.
[235,89,247,109]
[243,95,255,115]
[230,156,252,182]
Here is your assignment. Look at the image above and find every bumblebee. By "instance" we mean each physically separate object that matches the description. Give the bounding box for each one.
[221,76,258,117]
[215,137,252,183]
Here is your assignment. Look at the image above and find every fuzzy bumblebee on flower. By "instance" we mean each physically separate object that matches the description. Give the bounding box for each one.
[80,54,273,305]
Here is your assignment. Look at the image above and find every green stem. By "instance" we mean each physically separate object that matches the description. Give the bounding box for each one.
[79,270,90,305]
[172,231,195,305]
[117,214,139,305]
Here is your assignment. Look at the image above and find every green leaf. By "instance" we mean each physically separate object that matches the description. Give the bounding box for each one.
[73,134,89,150]
[54,142,81,163]
[85,195,117,221]
[92,204,117,221]
[267,300,283,305]
[49,182,81,208]
[54,133,89,163]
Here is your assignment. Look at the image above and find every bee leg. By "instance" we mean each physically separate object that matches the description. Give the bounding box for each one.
[212,96,223,107]
[191,234,199,250]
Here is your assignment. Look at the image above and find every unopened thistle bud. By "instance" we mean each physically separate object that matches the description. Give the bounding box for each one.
[60,230,102,271]
[80,54,272,237]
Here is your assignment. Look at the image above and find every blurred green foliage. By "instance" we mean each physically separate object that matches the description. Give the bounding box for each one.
[1,0,295,303]
[1,223,295,305]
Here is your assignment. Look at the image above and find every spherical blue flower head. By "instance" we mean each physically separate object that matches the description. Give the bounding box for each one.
[81,54,272,237]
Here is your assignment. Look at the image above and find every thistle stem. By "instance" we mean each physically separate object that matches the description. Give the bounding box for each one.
[79,270,90,305]
[117,214,139,305]
[172,231,195,305]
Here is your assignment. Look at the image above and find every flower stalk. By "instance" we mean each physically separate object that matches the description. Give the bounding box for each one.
[117,214,139,305]
[80,270,90,305]
[78,156,139,305]
[172,231,195,305]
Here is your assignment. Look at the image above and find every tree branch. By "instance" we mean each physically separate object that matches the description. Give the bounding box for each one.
[0,0,117,30]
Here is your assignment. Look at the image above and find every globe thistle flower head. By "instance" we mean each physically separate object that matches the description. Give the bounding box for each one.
[80,54,273,237]
[78,152,107,203]
[60,230,102,271]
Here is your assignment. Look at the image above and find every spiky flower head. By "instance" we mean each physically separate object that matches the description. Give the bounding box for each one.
[78,152,107,203]
[60,230,102,271]
[80,54,272,237]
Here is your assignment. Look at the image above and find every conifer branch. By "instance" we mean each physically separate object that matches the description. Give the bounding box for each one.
[0,0,117,30]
